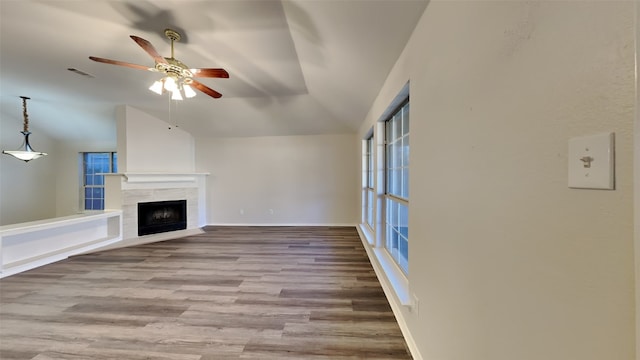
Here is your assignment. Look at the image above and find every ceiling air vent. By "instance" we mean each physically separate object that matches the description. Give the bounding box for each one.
[67,68,95,78]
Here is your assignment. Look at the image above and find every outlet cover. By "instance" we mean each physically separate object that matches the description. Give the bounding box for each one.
[411,293,419,315]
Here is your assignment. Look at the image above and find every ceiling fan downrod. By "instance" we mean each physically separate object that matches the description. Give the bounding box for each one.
[164,28,181,60]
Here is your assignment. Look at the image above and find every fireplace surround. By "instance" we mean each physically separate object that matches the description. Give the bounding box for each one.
[104,173,207,240]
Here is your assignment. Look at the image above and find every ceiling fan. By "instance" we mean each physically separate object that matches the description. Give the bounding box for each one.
[89,29,228,100]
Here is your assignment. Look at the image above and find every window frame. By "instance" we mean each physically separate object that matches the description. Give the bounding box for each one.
[383,98,409,274]
[81,152,117,211]
[363,133,375,231]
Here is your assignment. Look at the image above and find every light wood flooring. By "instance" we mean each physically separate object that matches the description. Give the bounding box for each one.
[0,226,412,359]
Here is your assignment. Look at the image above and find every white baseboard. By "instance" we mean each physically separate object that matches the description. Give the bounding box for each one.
[206,223,358,227]
[355,224,423,360]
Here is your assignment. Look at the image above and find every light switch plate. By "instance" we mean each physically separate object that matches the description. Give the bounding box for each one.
[568,132,614,189]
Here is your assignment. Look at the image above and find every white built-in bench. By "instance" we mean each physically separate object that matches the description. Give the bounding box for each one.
[0,211,123,278]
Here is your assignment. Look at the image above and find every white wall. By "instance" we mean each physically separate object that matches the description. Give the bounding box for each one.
[1,135,118,224]
[196,134,358,225]
[117,105,195,173]
[54,139,117,218]
[1,104,198,226]
[0,109,57,225]
[360,2,635,360]
[635,3,640,358]
[0,102,118,225]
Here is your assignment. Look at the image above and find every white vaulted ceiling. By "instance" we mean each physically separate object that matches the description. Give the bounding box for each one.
[0,0,427,142]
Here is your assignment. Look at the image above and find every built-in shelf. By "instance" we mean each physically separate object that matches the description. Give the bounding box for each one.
[0,210,123,278]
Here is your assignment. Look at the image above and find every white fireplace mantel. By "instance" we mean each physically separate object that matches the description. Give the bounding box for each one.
[104,172,209,185]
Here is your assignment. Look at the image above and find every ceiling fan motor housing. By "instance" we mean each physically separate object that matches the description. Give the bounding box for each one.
[156,58,193,78]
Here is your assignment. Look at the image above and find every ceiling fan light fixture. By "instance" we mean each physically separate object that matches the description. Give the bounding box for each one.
[164,76,178,92]
[171,88,183,101]
[149,79,165,95]
[183,84,197,98]
[2,96,48,162]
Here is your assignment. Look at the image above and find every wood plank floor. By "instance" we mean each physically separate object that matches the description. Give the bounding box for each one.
[0,226,412,359]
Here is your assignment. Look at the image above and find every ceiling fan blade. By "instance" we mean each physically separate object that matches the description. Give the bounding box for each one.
[89,56,154,71]
[130,35,168,64]
[189,68,229,78]
[190,79,223,98]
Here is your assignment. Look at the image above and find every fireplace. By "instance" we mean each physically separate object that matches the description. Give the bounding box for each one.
[137,200,187,236]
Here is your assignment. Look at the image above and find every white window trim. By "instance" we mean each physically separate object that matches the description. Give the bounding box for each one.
[358,81,411,306]
[383,98,409,274]
[80,152,117,211]
[357,223,410,305]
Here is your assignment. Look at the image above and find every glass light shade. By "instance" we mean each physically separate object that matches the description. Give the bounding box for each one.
[149,80,164,95]
[183,84,197,98]
[171,89,183,100]
[2,131,47,162]
[3,150,47,162]
[164,77,178,92]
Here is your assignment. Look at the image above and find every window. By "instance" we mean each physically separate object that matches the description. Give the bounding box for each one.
[364,134,375,230]
[385,100,409,274]
[82,152,117,210]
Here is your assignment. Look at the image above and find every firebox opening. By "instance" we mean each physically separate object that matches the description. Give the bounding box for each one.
[138,200,187,236]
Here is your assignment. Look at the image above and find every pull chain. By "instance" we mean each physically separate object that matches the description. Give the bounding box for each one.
[20,96,30,133]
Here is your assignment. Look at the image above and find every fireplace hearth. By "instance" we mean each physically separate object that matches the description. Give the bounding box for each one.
[138,200,187,236]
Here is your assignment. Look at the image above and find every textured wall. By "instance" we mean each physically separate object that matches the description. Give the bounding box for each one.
[118,105,195,174]
[360,1,635,359]
[196,134,359,225]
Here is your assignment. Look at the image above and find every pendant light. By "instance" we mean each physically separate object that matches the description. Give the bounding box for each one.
[2,96,48,162]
